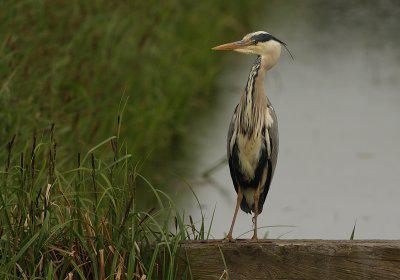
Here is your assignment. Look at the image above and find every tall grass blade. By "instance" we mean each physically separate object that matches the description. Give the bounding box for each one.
[350,220,357,240]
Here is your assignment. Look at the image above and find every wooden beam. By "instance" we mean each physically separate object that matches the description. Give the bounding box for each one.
[177,240,400,280]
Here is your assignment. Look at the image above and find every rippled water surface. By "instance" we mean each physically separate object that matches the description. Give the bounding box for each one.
[178,0,400,239]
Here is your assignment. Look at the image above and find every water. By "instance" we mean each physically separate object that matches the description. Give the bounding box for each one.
[178,0,400,239]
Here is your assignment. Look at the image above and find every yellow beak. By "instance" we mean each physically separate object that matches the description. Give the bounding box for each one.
[212,40,253,51]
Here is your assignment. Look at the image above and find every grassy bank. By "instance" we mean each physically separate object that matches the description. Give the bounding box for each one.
[0,127,213,278]
[0,0,259,172]
[0,0,264,278]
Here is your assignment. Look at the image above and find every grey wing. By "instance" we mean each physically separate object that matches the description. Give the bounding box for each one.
[227,104,239,158]
[267,105,279,178]
[227,105,240,194]
[258,105,279,214]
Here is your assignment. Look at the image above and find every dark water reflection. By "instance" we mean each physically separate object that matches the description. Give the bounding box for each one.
[177,0,400,239]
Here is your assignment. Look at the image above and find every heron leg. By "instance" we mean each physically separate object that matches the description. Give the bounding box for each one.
[226,187,243,242]
[251,185,261,240]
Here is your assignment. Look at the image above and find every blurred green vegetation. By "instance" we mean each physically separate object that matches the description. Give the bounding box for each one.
[0,128,213,278]
[0,0,259,173]
[0,1,265,276]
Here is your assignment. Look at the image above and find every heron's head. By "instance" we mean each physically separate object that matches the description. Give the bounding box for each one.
[212,31,293,66]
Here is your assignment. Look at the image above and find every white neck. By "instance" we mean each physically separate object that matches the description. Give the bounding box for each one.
[260,41,281,70]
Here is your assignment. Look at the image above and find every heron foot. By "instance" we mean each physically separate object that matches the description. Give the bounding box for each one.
[224,234,235,243]
[250,233,260,242]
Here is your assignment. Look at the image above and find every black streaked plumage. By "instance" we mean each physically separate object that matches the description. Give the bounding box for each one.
[251,33,273,43]
[227,57,278,215]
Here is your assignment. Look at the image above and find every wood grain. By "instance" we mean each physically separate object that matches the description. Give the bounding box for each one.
[176,240,400,280]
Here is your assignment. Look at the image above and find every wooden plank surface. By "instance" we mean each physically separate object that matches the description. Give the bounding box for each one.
[177,240,400,280]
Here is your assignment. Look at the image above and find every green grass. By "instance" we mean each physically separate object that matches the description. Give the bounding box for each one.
[0,0,260,175]
[350,220,357,240]
[0,1,265,277]
[0,125,213,279]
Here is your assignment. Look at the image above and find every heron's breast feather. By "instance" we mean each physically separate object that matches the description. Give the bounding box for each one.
[237,133,265,180]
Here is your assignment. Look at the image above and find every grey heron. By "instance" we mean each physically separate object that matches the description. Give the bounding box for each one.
[212,31,292,241]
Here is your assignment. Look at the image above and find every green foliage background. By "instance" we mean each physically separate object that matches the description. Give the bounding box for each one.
[0,1,264,277]
[1,0,258,171]
[3,1,392,276]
